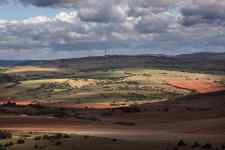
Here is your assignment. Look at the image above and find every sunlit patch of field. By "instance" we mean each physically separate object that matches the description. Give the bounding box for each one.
[72,70,126,80]
[0,132,157,150]
[5,66,60,74]
[121,68,225,92]
[0,67,9,73]
[20,79,98,89]
[20,79,69,88]
[66,79,97,88]
[1,67,225,105]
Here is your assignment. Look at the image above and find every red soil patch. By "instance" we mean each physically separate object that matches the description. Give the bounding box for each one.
[41,100,165,109]
[43,102,117,109]
[167,79,225,93]
[0,99,33,106]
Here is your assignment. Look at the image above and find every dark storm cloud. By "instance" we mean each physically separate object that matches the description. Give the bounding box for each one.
[0,0,225,59]
[181,1,225,26]
[18,0,63,7]
[135,14,172,34]
[0,0,80,7]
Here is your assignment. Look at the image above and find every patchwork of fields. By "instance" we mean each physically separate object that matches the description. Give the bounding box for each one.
[0,55,225,150]
[0,66,224,107]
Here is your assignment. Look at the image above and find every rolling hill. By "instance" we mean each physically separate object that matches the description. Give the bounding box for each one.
[0,52,225,73]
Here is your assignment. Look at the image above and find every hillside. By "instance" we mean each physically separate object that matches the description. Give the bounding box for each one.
[0,52,225,73]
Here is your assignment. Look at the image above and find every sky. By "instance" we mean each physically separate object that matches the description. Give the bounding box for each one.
[0,0,225,60]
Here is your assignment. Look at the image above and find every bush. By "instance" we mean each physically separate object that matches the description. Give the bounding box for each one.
[177,140,186,147]
[173,147,178,150]
[4,142,14,147]
[202,143,212,149]
[34,136,42,140]
[83,135,90,139]
[17,139,25,144]
[55,141,62,146]
[112,138,117,142]
[63,134,70,138]
[43,134,49,139]
[114,121,135,126]
[222,144,225,149]
[0,74,14,83]
[0,144,6,150]
[43,133,63,140]
[0,130,12,139]
[192,142,200,148]
[164,108,169,112]
[119,105,141,113]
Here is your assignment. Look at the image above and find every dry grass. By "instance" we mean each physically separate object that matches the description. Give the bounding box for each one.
[5,66,60,74]
[20,79,98,89]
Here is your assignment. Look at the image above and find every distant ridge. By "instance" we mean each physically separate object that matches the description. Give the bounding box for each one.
[0,52,224,73]
[176,52,225,59]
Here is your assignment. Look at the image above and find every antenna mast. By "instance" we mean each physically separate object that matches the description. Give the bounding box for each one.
[104,49,109,71]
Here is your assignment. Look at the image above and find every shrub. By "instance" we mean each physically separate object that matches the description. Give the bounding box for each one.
[192,141,200,148]
[173,147,178,150]
[215,147,219,150]
[4,142,14,147]
[54,133,63,139]
[55,141,62,146]
[0,130,12,139]
[164,108,169,112]
[202,143,212,149]
[0,144,7,150]
[43,134,49,139]
[222,144,225,149]
[114,121,135,126]
[83,135,89,139]
[34,136,42,140]
[17,139,25,144]
[0,74,14,83]
[63,134,70,138]
[43,134,63,140]
[177,140,186,147]
[112,138,117,142]
[119,105,141,113]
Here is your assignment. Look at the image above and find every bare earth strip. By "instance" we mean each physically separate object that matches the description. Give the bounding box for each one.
[167,79,225,93]
[0,112,224,143]
[5,66,60,73]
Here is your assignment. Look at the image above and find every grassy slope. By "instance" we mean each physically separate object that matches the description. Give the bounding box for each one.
[0,67,9,73]
[1,66,225,104]
[0,133,163,150]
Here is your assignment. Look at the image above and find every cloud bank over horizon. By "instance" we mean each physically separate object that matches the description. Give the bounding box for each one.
[0,0,225,59]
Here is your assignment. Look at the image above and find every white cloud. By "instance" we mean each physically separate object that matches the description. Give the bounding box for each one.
[0,0,225,59]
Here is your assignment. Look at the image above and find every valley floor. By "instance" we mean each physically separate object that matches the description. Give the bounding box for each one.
[1,91,225,150]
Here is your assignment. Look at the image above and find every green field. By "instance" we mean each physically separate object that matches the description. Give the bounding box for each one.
[0,67,8,73]
[0,66,224,104]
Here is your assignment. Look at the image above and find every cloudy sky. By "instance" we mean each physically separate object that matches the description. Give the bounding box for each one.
[0,0,225,60]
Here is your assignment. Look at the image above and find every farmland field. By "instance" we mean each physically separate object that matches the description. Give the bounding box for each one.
[0,66,225,107]
[0,54,225,150]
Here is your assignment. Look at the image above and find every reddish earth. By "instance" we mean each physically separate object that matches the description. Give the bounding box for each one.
[42,102,117,109]
[41,101,162,109]
[0,99,160,109]
[0,110,224,143]
[1,93,225,143]
[0,91,224,143]
[167,79,225,93]
[0,99,115,109]
[0,99,33,106]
